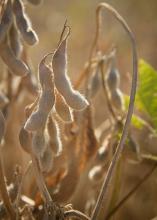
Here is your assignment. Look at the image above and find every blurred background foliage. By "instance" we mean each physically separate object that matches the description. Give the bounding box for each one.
[27,0,157,77]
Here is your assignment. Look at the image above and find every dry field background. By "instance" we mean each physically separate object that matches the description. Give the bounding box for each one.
[0,0,157,220]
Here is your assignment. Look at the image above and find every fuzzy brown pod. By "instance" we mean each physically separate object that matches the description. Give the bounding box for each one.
[88,66,101,99]
[40,145,53,173]
[25,56,55,132]
[106,65,120,90]
[110,88,124,112]
[0,40,30,76]
[88,165,104,183]
[52,38,89,110]
[21,73,38,96]
[24,89,55,131]
[38,89,55,114]
[55,91,73,123]
[97,142,109,163]
[19,126,32,154]
[0,0,12,44]
[32,130,46,156]
[26,0,43,5]
[0,110,5,143]
[38,58,54,90]
[25,96,39,118]
[0,91,9,108]
[9,23,23,57]
[13,0,38,46]
[24,110,47,132]
[47,116,62,156]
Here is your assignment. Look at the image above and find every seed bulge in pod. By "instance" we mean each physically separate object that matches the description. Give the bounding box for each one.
[106,66,120,90]
[88,165,104,183]
[32,131,46,156]
[89,68,101,99]
[40,146,53,173]
[110,88,124,112]
[19,127,32,154]
[52,38,89,110]
[38,90,55,114]
[24,111,47,132]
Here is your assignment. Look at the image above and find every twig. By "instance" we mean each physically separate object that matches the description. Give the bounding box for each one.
[15,161,32,212]
[31,154,52,204]
[0,152,16,219]
[64,209,90,220]
[91,3,138,220]
[105,163,157,220]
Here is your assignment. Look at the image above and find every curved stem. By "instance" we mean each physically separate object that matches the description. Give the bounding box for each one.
[105,163,157,220]
[91,3,138,220]
[64,210,90,220]
[88,2,102,62]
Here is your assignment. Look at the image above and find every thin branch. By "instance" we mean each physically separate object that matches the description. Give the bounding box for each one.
[31,154,52,204]
[0,152,16,219]
[64,210,90,220]
[105,163,157,220]
[15,161,32,211]
[91,3,138,220]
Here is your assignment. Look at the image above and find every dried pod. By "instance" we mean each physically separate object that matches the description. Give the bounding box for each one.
[27,0,43,5]
[0,40,30,76]
[38,89,55,114]
[88,66,101,98]
[110,88,124,112]
[106,66,120,90]
[97,143,109,163]
[40,146,53,173]
[13,0,38,45]
[0,110,5,143]
[25,56,55,132]
[38,59,53,90]
[52,38,89,110]
[22,73,38,96]
[24,110,47,132]
[125,135,141,160]
[47,116,62,156]
[32,130,46,156]
[25,96,39,118]
[0,0,12,44]
[55,91,73,122]
[19,126,32,154]
[9,23,23,57]
[0,91,9,108]
[88,165,104,183]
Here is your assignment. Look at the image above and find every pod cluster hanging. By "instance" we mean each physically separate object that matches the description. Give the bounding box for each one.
[0,0,39,77]
[20,25,89,173]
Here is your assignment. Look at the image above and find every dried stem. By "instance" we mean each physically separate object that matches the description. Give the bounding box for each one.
[31,154,52,204]
[0,152,16,219]
[64,209,90,220]
[105,163,157,220]
[91,3,138,220]
[15,161,32,211]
